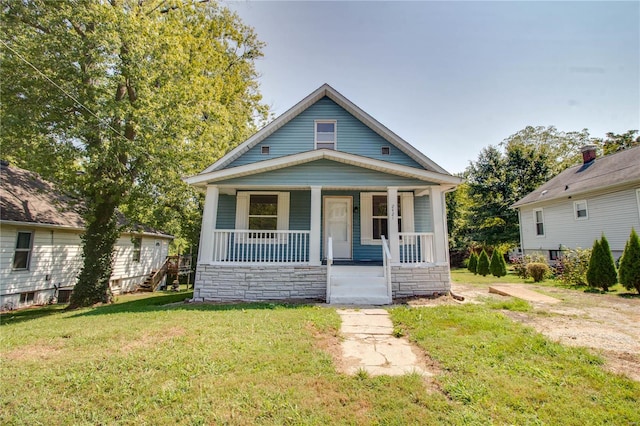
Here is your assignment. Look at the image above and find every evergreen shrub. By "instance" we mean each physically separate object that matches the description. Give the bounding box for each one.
[490,249,507,277]
[468,252,478,274]
[619,228,640,294]
[477,250,490,276]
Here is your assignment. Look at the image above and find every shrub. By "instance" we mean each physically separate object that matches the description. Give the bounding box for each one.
[468,252,478,274]
[526,262,550,282]
[619,228,640,294]
[477,250,490,276]
[512,254,547,279]
[490,249,507,277]
[587,235,618,291]
[556,248,591,286]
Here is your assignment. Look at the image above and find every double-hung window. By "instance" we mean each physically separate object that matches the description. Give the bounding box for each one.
[372,195,401,240]
[236,192,290,242]
[13,231,33,270]
[574,200,588,220]
[132,237,142,262]
[315,120,336,150]
[534,209,544,236]
[360,192,414,245]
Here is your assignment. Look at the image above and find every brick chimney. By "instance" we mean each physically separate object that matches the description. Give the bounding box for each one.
[580,145,597,164]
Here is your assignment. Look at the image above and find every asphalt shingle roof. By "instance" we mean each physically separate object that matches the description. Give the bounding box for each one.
[512,145,640,208]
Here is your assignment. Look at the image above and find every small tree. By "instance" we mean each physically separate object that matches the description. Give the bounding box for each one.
[468,252,478,274]
[587,235,617,291]
[490,249,507,277]
[557,248,591,286]
[619,228,640,293]
[477,249,491,276]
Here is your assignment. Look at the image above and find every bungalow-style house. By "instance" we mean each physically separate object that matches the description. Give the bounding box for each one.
[185,84,462,304]
[512,145,640,261]
[0,161,173,310]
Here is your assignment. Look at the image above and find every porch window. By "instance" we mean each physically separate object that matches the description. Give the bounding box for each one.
[249,194,278,232]
[13,231,33,270]
[372,195,401,240]
[534,208,544,236]
[315,120,336,150]
[235,192,290,236]
[360,192,414,245]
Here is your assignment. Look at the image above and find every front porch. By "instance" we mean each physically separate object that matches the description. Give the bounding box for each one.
[193,185,452,304]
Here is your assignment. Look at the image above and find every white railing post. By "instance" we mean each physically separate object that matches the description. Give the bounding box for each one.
[326,236,333,303]
[387,187,400,263]
[381,236,392,303]
[398,232,435,264]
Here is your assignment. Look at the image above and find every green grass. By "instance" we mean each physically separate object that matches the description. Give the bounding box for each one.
[1,293,638,424]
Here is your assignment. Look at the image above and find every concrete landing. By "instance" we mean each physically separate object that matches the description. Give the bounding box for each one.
[489,285,561,304]
[336,309,432,377]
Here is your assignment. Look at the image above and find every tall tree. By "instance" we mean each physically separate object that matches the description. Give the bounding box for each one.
[2,0,268,307]
[602,130,640,155]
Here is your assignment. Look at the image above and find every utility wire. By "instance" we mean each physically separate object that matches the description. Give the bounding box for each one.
[0,39,130,143]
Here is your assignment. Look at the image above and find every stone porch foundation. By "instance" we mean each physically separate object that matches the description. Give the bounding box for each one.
[193,263,451,302]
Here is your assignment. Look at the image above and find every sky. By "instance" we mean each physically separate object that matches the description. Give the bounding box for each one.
[225,1,640,175]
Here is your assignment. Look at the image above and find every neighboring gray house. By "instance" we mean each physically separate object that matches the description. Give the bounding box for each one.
[512,145,640,261]
[0,162,173,310]
[185,84,461,305]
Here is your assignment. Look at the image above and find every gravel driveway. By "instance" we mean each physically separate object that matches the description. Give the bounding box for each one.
[451,282,640,382]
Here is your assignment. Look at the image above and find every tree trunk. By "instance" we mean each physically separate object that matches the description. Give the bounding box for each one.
[68,200,120,309]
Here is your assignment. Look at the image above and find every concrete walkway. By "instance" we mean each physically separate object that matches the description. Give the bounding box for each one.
[489,285,561,304]
[336,308,432,377]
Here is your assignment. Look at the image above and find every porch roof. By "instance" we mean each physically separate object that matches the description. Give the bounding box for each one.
[185,149,462,189]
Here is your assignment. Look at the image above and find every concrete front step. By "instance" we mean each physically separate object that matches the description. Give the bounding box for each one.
[330,265,384,278]
[329,274,390,305]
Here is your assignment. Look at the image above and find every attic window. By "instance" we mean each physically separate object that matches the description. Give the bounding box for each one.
[381,146,390,155]
[261,146,270,155]
[315,120,336,150]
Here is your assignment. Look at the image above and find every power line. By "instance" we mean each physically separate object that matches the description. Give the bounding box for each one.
[0,39,130,143]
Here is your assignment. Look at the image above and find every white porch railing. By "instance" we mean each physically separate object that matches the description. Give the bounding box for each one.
[398,232,435,264]
[381,236,392,302]
[326,236,333,303]
[212,230,310,263]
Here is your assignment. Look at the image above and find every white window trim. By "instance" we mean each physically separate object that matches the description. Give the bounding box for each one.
[235,191,290,244]
[132,237,142,262]
[13,230,34,271]
[314,120,337,150]
[360,192,414,245]
[573,200,588,221]
[533,208,545,237]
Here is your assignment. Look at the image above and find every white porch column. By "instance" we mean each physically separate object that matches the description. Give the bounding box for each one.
[430,186,448,264]
[309,186,322,266]
[387,187,400,263]
[198,185,219,264]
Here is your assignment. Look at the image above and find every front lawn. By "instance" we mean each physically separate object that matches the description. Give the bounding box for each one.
[1,293,638,424]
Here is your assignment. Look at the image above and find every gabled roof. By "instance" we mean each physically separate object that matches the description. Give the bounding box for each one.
[186,149,462,188]
[200,83,450,175]
[512,145,640,208]
[0,162,173,237]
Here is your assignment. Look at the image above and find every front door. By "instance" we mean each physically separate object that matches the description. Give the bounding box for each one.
[324,196,352,259]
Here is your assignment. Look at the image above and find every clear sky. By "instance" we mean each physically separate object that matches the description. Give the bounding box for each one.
[226,1,640,174]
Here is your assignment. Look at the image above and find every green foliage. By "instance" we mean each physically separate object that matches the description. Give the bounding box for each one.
[490,249,507,277]
[619,228,640,293]
[476,250,490,276]
[2,1,268,306]
[468,252,478,274]
[602,130,640,155]
[556,248,592,286]
[486,298,531,312]
[526,263,550,282]
[512,254,547,279]
[587,235,618,291]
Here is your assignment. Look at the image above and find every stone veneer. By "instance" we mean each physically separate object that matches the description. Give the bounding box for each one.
[193,263,451,302]
[193,264,327,302]
[391,264,451,298]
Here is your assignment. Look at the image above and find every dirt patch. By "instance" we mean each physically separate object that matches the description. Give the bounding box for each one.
[2,341,65,361]
[453,282,640,382]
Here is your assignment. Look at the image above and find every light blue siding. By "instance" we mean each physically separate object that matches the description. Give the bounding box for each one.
[227,97,424,169]
[218,159,433,187]
[216,195,236,229]
[414,195,433,232]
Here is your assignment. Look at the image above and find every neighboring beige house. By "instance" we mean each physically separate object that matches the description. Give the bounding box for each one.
[0,161,173,310]
[512,145,640,261]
